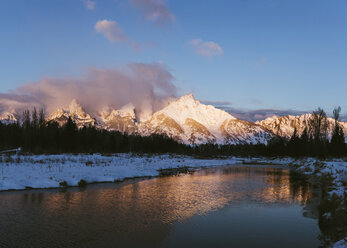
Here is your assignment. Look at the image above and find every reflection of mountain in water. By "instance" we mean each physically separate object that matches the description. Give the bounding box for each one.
[0,166,320,248]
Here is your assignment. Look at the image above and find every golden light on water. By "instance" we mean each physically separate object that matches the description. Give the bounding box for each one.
[24,166,313,226]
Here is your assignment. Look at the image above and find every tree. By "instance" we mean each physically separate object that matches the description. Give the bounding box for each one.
[309,108,329,157]
[31,108,38,129]
[38,109,46,129]
[22,110,31,130]
[330,106,345,156]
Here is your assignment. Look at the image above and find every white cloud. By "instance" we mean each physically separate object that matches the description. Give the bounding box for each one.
[189,39,223,57]
[95,20,127,43]
[82,0,96,10]
[129,0,175,25]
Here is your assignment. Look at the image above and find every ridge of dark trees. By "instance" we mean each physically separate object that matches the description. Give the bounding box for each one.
[0,107,345,157]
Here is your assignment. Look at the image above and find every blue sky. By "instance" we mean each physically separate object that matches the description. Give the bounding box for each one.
[1,0,347,118]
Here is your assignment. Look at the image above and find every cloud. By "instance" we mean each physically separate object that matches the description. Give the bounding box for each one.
[201,100,233,106]
[224,108,307,122]
[0,63,177,120]
[82,0,96,10]
[94,19,142,50]
[189,39,223,57]
[206,102,307,122]
[95,20,127,43]
[341,114,347,122]
[129,0,175,25]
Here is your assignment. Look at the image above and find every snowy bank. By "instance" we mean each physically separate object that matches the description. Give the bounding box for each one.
[0,154,247,191]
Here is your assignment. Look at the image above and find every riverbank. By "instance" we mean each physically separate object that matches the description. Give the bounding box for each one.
[0,154,345,192]
[0,153,346,247]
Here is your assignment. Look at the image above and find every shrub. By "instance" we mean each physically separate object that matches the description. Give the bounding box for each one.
[59,181,68,187]
[78,179,87,187]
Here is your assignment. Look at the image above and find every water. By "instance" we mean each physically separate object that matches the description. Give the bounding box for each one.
[0,165,321,248]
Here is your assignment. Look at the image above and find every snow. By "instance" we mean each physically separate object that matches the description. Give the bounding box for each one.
[46,99,95,127]
[333,238,347,248]
[0,154,246,191]
[0,112,17,124]
[257,114,347,141]
[1,154,346,194]
[100,103,136,121]
[157,94,236,141]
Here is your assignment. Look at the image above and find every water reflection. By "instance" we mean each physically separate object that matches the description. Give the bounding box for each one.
[0,166,319,248]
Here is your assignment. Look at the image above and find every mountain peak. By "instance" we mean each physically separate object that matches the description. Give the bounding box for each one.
[0,112,17,124]
[176,94,198,105]
[47,99,95,127]
[67,99,85,117]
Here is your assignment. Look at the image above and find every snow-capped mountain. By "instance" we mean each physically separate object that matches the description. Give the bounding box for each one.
[99,104,137,134]
[138,94,272,144]
[0,112,17,125]
[46,99,95,128]
[256,114,347,141]
[3,94,347,145]
[43,95,275,144]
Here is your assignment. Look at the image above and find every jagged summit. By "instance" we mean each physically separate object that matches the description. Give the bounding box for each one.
[99,104,137,133]
[9,94,347,145]
[138,94,269,144]
[47,99,95,128]
[40,94,275,144]
[257,114,347,141]
[0,112,17,124]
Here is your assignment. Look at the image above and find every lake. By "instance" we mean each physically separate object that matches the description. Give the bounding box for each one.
[0,165,321,248]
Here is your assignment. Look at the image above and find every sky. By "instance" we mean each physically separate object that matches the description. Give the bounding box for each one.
[1,0,347,120]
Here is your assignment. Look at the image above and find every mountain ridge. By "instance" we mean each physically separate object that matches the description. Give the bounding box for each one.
[1,94,346,145]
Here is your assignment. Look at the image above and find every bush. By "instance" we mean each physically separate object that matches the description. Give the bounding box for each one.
[78,179,87,187]
[59,181,68,187]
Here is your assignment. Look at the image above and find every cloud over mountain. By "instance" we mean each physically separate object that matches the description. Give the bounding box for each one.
[0,63,177,119]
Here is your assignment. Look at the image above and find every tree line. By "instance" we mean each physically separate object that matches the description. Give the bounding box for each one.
[268,107,346,157]
[0,109,187,154]
[0,107,345,157]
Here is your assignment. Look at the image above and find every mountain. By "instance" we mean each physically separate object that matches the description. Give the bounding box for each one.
[9,94,347,145]
[220,119,273,145]
[0,112,17,125]
[99,104,137,134]
[41,95,275,144]
[256,114,347,141]
[138,94,273,144]
[46,99,95,128]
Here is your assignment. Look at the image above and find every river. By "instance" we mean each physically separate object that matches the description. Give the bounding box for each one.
[0,165,321,247]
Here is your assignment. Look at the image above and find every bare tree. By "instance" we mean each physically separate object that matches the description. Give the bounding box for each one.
[309,107,328,143]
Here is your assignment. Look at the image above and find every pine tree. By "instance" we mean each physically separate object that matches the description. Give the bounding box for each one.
[330,107,346,156]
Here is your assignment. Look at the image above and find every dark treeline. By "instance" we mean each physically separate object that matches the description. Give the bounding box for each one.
[0,107,345,157]
[269,107,346,157]
[0,109,187,154]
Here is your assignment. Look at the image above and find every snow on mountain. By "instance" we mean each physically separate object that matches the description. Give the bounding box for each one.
[138,94,273,144]
[256,114,347,141]
[46,99,95,128]
[42,94,274,145]
[138,94,234,144]
[221,119,273,145]
[99,104,137,133]
[3,94,347,145]
[0,112,17,125]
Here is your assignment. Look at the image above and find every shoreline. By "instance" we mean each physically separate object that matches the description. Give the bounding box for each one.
[1,153,346,247]
[0,153,345,192]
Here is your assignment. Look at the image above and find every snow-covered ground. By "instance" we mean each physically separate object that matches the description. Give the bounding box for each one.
[0,154,346,194]
[243,157,347,197]
[0,154,247,191]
